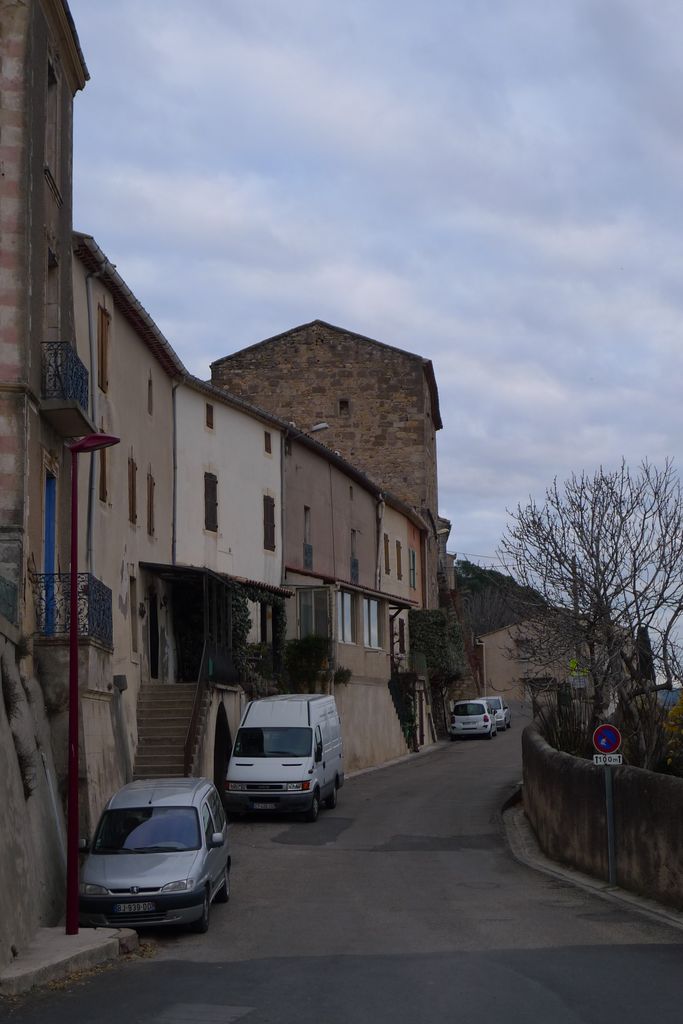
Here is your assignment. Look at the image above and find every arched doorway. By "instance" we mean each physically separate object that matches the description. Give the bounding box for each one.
[213,702,232,795]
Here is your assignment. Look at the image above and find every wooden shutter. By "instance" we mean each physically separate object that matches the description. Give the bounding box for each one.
[384,533,390,573]
[396,541,402,580]
[204,473,218,531]
[128,456,137,523]
[263,495,275,550]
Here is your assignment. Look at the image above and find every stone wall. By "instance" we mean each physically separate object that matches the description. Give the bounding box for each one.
[211,321,440,607]
[523,722,683,909]
[0,635,66,970]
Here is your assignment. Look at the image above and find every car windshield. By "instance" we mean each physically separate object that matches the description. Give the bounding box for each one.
[92,806,201,853]
[486,698,503,710]
[233,726,312,758]
[454,703,486,717]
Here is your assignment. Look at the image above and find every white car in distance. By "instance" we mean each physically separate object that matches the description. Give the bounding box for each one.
[449,699,498,740]
[484,696,511,731]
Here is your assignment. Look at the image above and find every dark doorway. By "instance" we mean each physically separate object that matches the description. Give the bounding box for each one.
[213,703,232,796]
[149,591,159,680]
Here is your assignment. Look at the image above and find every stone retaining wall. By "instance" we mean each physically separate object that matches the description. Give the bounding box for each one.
[523,723,683,909]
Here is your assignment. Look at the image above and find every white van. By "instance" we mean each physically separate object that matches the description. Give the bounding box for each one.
[224,694,344,822]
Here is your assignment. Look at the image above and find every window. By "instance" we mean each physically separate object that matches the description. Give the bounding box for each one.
[338,590,356,643]
[206,403,214,429]
[303,505,312,568]
[263,495,275,551]
[204,472,218,532]
[409,548,417,589]
[264,430,272,454]
[127,455,137,524]
[384,533,390,574]
[129,576,138,653]
[351,529,357,557]
[147,470,155,536]
[201,802,213,845]
[299,589,329,638]
[97,305,110,392]
[45,57,61,185]
[396,541,403,580]
[339,399,350,416]
[363,597,381,649]
[208,789,226,831]
[398,617,406,654]
[147,374,153,415]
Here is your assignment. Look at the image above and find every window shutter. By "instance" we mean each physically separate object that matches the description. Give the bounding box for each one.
[263,495,275,551]
[204,472,218,532]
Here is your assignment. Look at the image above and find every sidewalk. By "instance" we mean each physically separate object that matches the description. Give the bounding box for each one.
[503,796,683,935]
[0,926,138,998]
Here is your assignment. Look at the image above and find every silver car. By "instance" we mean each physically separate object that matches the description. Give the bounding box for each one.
[79,778,230,933]
[484,695,512,731]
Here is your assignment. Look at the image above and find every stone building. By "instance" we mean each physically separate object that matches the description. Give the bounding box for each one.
[0,0,89,968]
[210,320,443,608]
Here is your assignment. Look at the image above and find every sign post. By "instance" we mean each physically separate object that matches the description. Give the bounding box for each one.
[592,724,622,887]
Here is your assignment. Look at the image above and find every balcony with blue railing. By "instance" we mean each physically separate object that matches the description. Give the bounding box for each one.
[32,572,113,648]
[41,342,95,437]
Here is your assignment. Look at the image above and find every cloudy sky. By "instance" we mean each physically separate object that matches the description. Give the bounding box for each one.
[68,0,683,564]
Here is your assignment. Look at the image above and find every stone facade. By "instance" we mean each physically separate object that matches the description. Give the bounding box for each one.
[210,320,443,608]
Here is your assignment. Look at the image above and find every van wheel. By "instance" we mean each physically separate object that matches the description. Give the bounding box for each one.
[325,782,338,810]
[190,888,211,933]
[306,790,320,822]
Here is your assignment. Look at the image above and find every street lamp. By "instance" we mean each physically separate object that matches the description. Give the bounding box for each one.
[66,432,120,936]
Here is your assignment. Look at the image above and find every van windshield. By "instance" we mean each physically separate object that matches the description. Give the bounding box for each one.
[234,727,312,758]
[93,806,201,853]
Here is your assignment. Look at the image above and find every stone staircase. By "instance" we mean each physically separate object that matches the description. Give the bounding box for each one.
[133,682,198,780]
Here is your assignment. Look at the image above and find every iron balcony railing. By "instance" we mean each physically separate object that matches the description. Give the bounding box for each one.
[42,342,89,412]
[32,573,113,647]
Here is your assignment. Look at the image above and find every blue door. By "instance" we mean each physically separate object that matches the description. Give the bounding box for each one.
[44,473,56,635]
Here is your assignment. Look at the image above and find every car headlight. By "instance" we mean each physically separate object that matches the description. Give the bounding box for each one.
[160,878,195,893]
[286,782,303,791]
[227,782,246,791]
[80,882,109,896]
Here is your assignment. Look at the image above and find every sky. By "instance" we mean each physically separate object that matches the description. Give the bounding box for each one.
[67,0,683,566]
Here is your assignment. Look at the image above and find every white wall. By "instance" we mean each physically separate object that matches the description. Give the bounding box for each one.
[175,385,283,588]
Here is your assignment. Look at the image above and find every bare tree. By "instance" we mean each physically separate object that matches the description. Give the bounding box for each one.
[499,459,683,767]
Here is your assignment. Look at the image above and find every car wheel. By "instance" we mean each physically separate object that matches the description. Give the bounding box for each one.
[486,729,493,740]
[325,782,338,810]
[191,888,211,933]
[306,790,320,822]
[215,863,230,904]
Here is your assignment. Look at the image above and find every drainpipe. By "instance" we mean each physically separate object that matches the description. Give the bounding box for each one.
[375,494,385,592]
[85,268,103,573]
[172,381,180,565]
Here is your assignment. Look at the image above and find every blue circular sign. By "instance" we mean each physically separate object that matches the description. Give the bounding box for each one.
[593,724,622,754]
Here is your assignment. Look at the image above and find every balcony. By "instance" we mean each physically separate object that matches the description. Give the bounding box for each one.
[32,572,113,647]
[40,342,95,437]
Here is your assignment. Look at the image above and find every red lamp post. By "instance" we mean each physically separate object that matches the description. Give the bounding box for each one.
[66,433,120,936]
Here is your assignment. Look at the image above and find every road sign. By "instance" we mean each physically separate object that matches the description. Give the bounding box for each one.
[593,724,622,754]
[593,753,623,766]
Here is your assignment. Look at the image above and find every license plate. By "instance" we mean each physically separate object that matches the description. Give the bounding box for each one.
[253,801,277,810]
[113,901,156,913]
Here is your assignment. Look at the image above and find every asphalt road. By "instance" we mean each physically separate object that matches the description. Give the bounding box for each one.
[6,707,683,1023]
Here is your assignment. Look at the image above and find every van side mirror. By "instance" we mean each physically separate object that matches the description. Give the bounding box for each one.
[79,838,89,852]
[209,832,225,849]
[315,742,323,763]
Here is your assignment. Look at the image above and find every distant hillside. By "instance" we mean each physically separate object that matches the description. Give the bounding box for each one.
[455,559,537,637]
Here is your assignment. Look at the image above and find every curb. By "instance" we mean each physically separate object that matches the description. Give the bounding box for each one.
[503,799,683,935]
[0,927,139,997]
